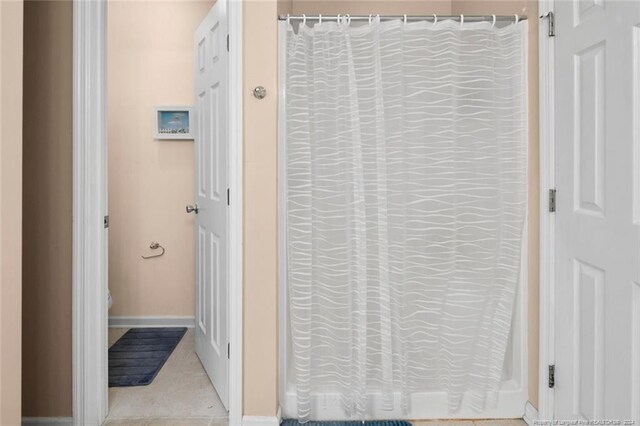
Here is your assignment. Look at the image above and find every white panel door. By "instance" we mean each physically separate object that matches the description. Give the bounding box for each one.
[193,0,229,409]
[554,0,640,421]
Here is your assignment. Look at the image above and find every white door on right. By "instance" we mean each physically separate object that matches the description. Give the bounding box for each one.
[554,0,640,421]
[193,0,229,410]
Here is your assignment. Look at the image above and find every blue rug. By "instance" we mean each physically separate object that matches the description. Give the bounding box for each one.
[108,327,187,387]
[281,421,411,426]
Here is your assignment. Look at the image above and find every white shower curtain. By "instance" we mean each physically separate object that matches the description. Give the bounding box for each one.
[284,17,528,422]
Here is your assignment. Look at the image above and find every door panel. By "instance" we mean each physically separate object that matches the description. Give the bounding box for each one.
[194,0,229,409]
[554,0,640,421]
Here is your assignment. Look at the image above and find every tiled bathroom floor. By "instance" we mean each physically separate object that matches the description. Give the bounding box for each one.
[104,329,525,426]
[104,328,228,425]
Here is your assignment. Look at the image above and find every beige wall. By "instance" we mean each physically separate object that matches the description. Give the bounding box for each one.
[242,0,281,416]
[450,1,540,407]
[108,0,213,319]
[0,0,23,424]
[22,0,73,417]
[290,0,451,15]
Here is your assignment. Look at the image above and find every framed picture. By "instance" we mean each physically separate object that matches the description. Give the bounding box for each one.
[154,107,194,140]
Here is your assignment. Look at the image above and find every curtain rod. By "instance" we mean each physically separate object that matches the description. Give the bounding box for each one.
[278,14,527,23]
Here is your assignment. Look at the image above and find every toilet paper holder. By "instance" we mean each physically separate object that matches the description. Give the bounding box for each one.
[142,241,165,259]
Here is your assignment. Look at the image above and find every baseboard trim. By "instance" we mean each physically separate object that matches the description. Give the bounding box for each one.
[108,316,195,328]
[243,415,281,426]
[22,418,73,426]
[523,401,539,426]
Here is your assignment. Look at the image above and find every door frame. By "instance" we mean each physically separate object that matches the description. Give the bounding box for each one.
[538,0,555,421]
[71,0,244,425]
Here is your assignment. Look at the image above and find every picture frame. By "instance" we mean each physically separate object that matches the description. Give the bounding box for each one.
[153,106,194,140]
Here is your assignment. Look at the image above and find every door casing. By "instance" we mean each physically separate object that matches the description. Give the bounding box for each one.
[534,0,618,421]
[538,0,555,421]
[71,1,244,425]
[541,0,640,421]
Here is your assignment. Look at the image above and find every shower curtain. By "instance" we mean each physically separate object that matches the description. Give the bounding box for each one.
[284,17,528,422]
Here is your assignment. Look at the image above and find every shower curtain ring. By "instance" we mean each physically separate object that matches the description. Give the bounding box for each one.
[514,14,519,24]
[302,14,306,25]
[318,14,322,24]
[286,14,290,25]
[403,14,407,24]
[460,14,464,26]
[337,14,341,24]
[492,14,496,27]
[433,14,438,24]
[368,14,372,25]
[346,14,351,25]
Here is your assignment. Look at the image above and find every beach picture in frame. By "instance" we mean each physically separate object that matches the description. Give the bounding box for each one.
[154,107,194,140]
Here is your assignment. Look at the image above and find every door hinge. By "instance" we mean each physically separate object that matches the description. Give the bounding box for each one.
[227,342,230,359]
[104,215,109,229]
[540,11,555,37]
[226,34,229,52]
[227,188,230,206]
[548,364,555,388]
[549,188,557,213]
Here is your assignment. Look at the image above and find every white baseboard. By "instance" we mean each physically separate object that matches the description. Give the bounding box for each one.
[242,415,281,426]
[22,418,73,426]
[523,401,539,426]
[108,316,195,328]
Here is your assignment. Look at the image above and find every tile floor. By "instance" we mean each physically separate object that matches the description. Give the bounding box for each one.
[105,328,525,426]
[105,328,228,425]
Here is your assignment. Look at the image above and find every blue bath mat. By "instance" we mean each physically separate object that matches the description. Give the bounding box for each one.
[281,421,412,426]
[108,327,187,387]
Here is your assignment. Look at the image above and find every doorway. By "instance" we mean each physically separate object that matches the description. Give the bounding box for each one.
[105,1,228,421]
[72,0,243,424]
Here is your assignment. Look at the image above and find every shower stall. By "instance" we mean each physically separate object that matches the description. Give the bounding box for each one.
[278,14,529,421]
